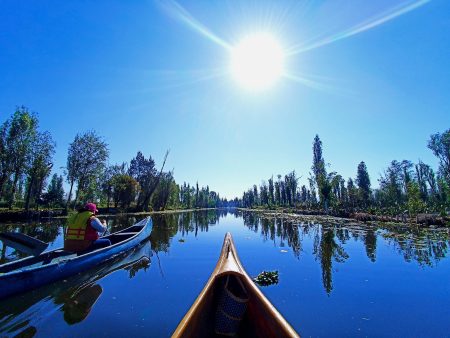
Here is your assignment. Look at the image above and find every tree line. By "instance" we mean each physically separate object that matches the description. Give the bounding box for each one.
[241,131,450,217]
[0,106,235,212]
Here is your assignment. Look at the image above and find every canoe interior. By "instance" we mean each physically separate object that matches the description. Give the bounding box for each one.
[181,272,291,338]
[0,222,145,274]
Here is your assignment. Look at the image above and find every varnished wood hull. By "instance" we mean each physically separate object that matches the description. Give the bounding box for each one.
[172,232,300,338]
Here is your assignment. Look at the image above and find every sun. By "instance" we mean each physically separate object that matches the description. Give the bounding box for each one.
[230,32,285,92]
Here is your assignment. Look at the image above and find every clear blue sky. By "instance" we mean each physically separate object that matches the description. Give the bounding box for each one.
[1,0,449,199]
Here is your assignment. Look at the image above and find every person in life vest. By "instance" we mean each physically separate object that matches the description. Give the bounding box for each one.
[64,203,111,252]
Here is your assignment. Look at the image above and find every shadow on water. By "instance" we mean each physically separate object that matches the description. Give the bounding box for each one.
[0,240,152,337]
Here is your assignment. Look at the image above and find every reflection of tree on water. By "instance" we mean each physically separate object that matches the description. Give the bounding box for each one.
[313,226,349,294]
[364,228,377,262]
[242,212,303,258]
[151,214,179,253]
[242,213,349,293]
[106,215,141,232]
[381,226,449,267]
[241,212,450,294]
[150,210,229,253]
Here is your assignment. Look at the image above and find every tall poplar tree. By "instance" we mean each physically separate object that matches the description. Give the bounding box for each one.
[356,161,371,207]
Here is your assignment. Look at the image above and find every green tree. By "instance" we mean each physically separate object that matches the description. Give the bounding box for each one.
[436,176,450,213]
[356,161,371,207]
[312,135,326,186]
[253,185,259,206]
[3,107,39,208]
[428,129,450,185]
[152,172,177,210]
[378,160,404,211]
[308,174,318,207]
[45,174,65,207]
[407,181,425,216]
[24,131,55,211]
[66,131,109,208]
[318,174,333,212]
[101,163,127,208]
[347,178,357,209]
[128,151,168,211]
[260,181,269,206]
[285,171,298,206]
[111,174,140,208]
[312,135,332,211]
[268,176,274,205]
[275,176,281,205]
[330,174,345,207]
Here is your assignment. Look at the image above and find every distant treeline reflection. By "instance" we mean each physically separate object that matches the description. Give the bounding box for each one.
[1,210,448,295]
[147,210,450,294]
[240,211,449,293]
[150,210,229,252]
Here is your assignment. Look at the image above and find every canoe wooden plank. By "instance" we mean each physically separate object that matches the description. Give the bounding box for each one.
[172,232,300,338]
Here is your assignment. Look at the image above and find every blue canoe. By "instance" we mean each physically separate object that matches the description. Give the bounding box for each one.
[0,217,152,299]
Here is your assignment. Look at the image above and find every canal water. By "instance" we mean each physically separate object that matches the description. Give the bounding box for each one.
[0,210,449,337]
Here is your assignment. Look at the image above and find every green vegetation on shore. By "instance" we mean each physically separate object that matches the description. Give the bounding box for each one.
[1,106,448,224]
[241,132,450,224]
[0,107,236,215]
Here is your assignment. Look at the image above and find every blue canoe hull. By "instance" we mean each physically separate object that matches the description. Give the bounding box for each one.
[0,217,152,299]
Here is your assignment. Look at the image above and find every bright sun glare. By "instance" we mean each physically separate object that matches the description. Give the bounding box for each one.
[230,32,285,92]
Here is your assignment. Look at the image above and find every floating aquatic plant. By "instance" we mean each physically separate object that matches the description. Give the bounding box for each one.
[253,270,279,286]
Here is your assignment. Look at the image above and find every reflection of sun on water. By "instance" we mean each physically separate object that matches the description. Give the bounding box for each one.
[230,33,285,92]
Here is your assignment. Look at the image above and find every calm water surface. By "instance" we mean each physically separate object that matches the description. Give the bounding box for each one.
[0,210,449,337]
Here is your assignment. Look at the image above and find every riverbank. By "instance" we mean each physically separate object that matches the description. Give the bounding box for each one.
[0,207,221,222]
[238,207,450,228]
[1,206,448,228]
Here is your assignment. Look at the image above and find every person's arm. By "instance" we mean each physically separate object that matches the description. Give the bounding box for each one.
[90,217,107,234]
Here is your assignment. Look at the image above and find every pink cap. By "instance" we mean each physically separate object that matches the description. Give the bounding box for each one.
[85,203,98,213]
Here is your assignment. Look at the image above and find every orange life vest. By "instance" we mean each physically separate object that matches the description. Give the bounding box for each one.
[66,211,99,241]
